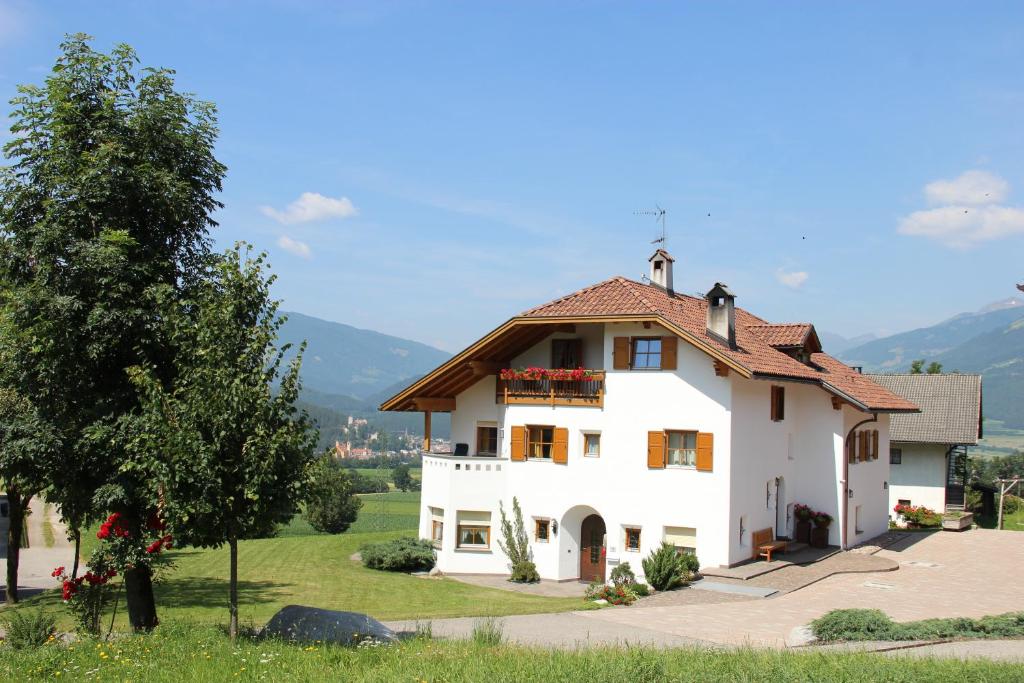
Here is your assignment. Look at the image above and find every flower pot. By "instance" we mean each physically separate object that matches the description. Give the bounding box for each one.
[795,520,812,544]
[942,512,973,532]
[810,527,830,548]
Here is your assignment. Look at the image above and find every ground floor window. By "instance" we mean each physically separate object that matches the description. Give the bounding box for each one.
[663,526,697,555]
[535,519,550,542]
[583,432,601,457]
[456,510,492,549]
[429,506,444,547]
[890,447,902,465]
[624,527,641,552]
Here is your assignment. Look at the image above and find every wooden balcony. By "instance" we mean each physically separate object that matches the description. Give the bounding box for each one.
[496,372,605,407]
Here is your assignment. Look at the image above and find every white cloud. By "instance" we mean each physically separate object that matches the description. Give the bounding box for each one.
[260,192,357,225]
[276,235,312,259]
[924,170,1009,205]
[900,170,1024,248]
[899,205,1024,248]
[776,269,808,289]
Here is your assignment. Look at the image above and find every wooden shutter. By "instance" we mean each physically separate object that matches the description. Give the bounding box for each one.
[847,436,856,464]
[770,386,785,421]
[647,431,665,468]
[613,337,631,370]
[552,427,569,464]
[510,426,526,461]
[660,336,678,370]
[696,432,714,472]
[858,431,868,462]
[871,430,879,460]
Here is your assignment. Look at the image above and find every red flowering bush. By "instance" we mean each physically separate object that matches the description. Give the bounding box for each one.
[52,563,117,635]
[893,504,941,528]
[499,367,599,381]
[585,582,638,606]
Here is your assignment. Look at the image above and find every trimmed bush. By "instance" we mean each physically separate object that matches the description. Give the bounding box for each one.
[510,560,540,583]
[812,609,894,641]
[812,609,1024,642]
[610,562,636,586]
[360,537,435,572]
[641,542,693,591]
[631,583,651,597]
[2,609,57,649]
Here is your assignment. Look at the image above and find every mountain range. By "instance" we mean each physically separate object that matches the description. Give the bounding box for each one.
[837,297,1024,430]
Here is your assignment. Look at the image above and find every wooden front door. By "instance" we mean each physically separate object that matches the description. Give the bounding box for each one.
[579,514,606,582]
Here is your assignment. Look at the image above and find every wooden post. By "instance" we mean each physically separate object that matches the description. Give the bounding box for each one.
[423,411,432,453]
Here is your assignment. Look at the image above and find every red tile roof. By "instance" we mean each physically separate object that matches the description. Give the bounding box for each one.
[522,277,916,412]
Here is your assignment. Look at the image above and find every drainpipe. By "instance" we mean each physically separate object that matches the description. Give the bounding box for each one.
[842,412,878,549]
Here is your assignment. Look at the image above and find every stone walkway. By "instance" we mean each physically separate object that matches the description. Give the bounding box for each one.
[0,498,74,599]
[445,573,589,598]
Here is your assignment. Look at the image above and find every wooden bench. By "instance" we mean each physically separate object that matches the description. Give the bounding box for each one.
[751,527,787,562]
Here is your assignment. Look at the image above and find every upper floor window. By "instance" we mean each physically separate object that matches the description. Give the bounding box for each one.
[551,338,583,368]
[584,432,601,457]
[667,430,697,467]
[770,386,785,421]
[476,425,498,455]
[890,447,902,465]
[632,338,662,369]
[527,426,554,459]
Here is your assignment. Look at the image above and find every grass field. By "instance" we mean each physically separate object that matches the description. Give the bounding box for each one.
[972,420,1024,459]
[2,623,1022,682]
[13,491,583,631]
[975,507,1024,531]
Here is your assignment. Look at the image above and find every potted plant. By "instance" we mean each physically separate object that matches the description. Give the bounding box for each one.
[793,503,813,543]
[941,510,974,532]
[810,511,832,548]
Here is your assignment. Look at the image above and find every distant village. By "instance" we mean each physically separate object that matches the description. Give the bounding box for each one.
[329,415,446,462]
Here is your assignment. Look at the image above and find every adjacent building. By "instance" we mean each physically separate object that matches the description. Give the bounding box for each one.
[382,251,917,581]
[866,373,983,513]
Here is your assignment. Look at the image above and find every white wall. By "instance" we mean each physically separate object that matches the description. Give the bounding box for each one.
[888,442,947,513]
[842,409,891,547]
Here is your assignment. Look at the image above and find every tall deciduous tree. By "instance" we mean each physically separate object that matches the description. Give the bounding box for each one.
[0,35,225,628]
[129,245,318,640]
[0,388,58,604]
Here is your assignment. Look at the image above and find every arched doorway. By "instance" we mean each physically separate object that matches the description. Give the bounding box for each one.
[579,514,606,583]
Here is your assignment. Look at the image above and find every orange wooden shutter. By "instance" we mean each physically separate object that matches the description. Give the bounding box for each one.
[553,427,569,464]
[696,432,714,471]
[871,430,879,460]
[858,431,868,462]
[660,336,678,370]
[510,426,526,461]
[647,431,665,468]
[613,337,630,370]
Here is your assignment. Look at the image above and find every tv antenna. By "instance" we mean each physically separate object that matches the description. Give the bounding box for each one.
[635,205,667,248]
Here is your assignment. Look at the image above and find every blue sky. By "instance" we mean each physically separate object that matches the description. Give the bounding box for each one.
[2,2,1023,351]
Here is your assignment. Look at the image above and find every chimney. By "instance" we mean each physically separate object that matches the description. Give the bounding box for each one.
[648,249,675,293]
[705,282,736,349]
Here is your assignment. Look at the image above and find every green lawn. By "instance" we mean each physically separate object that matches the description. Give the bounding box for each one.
[2,624,1021,682]
[975,507,1024,531]
[11,491,583,631]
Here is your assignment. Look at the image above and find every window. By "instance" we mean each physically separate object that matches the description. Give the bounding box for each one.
[890,447,902,465]
[898,498,911,507]
[456,511,491,549]
[583,433,601,457]
[551,338,583,368]
[771,386,785,421]
[476,425,498,455]
[625,527,641,552]
[535,519,550,542]
[664,526,697,555]
[631,337,662,369]
[429,507,444,547]
[526,425,554,459]
[666,431,697,467]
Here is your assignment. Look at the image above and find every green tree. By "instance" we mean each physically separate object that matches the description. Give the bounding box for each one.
[0,389,59,604]
[304,458,362,534]
[496,497,539,583]
[129,245,318,640]
[0,35,225,629]
[926,362,943,374]
[910,360,925,374]
[393,463,413,492]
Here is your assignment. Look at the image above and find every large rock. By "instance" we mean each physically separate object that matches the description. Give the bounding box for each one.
[264,605,396,645]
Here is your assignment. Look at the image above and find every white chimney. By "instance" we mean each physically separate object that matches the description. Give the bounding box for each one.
[648,249,675,293]
[706,282,736,348]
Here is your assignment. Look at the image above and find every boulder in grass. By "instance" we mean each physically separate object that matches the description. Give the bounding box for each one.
[264,605,396,645]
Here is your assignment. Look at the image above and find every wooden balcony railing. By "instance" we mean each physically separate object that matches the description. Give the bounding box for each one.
[496,372,605,407]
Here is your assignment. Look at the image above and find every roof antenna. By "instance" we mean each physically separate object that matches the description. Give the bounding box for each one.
[635,205,667,249]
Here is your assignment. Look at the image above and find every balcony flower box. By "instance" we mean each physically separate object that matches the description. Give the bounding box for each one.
[497,367,605,408]
[941,511,973,532]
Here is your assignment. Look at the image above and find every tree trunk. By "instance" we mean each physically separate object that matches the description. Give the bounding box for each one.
[5,487,26,605]
[71,526,81,580]
[229,534,238,641]
[124,564,159,632]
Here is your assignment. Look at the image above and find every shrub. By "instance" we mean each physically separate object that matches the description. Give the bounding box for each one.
[496,497,539,583]
[677,551,700,577]
[305,458,362,534]
[631,583,651,597]
[610,562,636,586]
[642,542,692,591]
[360,537,435,572]
[471,617,503,646]
[812,609,894,641]
[2,609,57,649]
[585,583,637,606]
[893,503,942,528]
[1003,494,1022,515]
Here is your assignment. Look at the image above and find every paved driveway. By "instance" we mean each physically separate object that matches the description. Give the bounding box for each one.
[582,529,1024,647]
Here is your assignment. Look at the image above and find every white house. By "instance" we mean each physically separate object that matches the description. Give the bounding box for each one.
[381,251,918,581]
[866,374,983,514]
